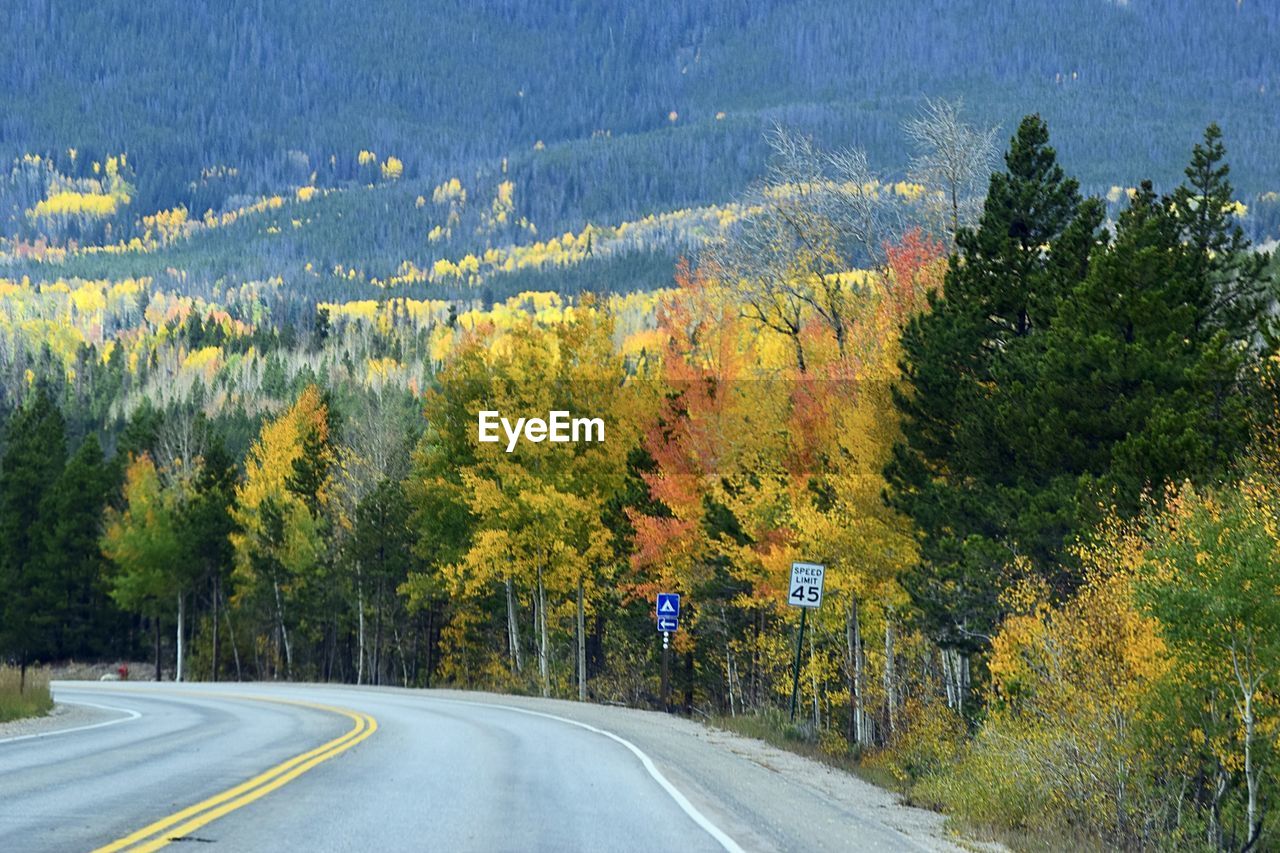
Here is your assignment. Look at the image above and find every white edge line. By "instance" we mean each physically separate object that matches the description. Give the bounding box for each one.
[0,699,141,744]
[432,697,746,853]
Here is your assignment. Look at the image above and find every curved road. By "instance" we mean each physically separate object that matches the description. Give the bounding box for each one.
[0,682,965,852]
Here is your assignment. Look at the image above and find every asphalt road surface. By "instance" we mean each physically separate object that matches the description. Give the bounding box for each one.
[0,682,970,852]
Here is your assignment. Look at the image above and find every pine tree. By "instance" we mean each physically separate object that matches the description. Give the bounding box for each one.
[1045,130,1271,514]
[887,115,1095,664]
[183,437,238,680]
[1171,124,1274,342]
[0,388,67,682]
[40,434,116,658]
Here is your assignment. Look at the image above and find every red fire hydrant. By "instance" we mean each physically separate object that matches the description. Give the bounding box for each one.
[117,664,129,681]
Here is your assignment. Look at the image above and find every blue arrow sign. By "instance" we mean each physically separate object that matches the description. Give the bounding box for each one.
[656,593,680,618]
[657,615,679,632]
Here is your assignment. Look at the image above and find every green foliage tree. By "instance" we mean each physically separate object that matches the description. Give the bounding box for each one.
[1136,477,1280,850]
[0,388,67,684]
[346,477,415,686]
[182,437,239,680]
[40,434,115,659]
[887,116,1095,676]
[102,454,186,680]
[888,119,1276,712]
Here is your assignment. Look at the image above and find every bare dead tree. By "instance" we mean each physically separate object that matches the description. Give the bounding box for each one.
[155,402,206,486]
[704,124,900,367]
[903,97,999,244]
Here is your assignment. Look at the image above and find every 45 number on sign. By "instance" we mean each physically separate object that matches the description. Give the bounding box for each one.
[788,562,825,608]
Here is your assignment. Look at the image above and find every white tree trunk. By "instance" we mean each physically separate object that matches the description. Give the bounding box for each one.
[273,579,292,679]
[356,563,366,685]
[537,566,549,697]
[506,576,523,674]
[222,586,242,681]
[576,575,586,702]
[1231,639,1260,846]
[853,601,867,745]
[883,615,897,736]
[941,646,967,716]
[175,592,185,683]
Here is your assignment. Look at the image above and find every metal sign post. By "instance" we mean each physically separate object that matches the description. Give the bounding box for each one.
[786,562,825,722]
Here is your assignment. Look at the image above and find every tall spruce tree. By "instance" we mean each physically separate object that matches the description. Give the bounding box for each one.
[1042,131,1273,516]
[40,434,116,659]
[887,115,1097,662]
[182,436,239,680]
[1171,124,1274,342]
[0,388,68,681]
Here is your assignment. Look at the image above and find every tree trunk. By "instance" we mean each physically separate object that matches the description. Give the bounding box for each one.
[272,578,292,679]
[536,565,549,697]
[853,598,867,745]
[725,643,736,717]
[792,332,807,374]
[392,624,409,687]
[846,595,859,745]
[751,609,760,708]
[576,575,586,701]
[809,624,820,729]
[1232,640,1260,848]
[210,575,220,682]
[175,592,185,683]
[683,649,694,714]
[941,646,968,716]
[844,594,865,742]
[154,617,161,681]
[373,579,384,686]
[356,562,366,685]
[223,587,242,681]
[424,606,435,687]
[883,614,896,737]
[505,576,523,674]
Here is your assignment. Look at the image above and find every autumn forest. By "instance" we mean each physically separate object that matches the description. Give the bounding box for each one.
[3,1,1280,849]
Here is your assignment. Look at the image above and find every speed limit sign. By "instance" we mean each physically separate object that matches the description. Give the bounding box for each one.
[788,562,825,608]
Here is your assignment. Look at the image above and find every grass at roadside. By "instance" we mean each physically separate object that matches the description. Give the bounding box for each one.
[0,665,54,722]
[709,708,900,792]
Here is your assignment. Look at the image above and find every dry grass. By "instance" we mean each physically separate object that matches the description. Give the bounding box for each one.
[710,709,901,791]
[0,665,54,722]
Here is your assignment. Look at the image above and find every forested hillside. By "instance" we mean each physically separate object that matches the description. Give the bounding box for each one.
[2,0,1279,311]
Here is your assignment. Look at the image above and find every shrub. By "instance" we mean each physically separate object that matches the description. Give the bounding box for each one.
[873,696,966,788]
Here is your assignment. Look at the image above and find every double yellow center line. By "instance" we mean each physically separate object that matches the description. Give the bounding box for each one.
[93,697,378,853]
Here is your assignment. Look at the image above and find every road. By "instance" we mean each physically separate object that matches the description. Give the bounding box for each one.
[0,682,969,852]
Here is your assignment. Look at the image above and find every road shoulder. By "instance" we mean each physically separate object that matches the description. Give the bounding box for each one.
[0,699,118,742]
[417,689,996,852]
